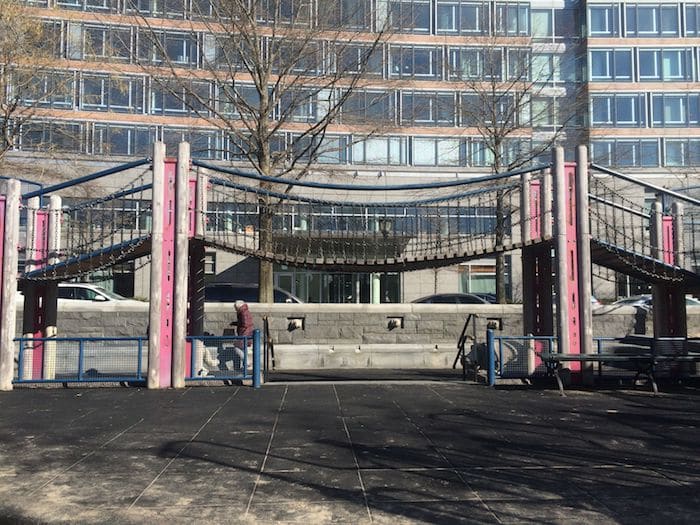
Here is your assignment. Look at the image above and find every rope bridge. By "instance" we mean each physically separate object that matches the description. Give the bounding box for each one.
[21,161,153,281]
[194,161,550,272]
[589,164,700,288]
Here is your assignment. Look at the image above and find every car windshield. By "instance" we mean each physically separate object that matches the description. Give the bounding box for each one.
[99,288,127,300]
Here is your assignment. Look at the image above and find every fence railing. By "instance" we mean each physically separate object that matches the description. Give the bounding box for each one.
[485,332,677,385]
[13,337,146,384]
[185,331,261,387]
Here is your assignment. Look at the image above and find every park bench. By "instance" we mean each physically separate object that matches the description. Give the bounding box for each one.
[538,350,700,395]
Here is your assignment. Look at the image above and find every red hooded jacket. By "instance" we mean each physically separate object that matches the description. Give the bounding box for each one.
[236,303,254,338]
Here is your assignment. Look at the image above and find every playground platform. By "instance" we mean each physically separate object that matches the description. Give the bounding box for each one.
[1,380,700,524]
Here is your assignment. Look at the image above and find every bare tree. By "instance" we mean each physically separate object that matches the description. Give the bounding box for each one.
[0,0,61,167]
[453,35,584,302]
[134,0,390,301]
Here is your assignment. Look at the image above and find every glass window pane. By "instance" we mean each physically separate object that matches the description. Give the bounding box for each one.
[413,138,436,165]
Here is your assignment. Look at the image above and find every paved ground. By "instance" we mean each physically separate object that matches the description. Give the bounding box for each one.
[1,377,700,524]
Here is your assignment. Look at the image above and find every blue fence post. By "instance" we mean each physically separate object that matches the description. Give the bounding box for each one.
[253,329,261,388]
[17,339,24,381]
[487,329,495,387]
[137,338,144,380]
[78,339,85,380]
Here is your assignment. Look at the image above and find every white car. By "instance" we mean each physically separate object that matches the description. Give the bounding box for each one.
[56,283,145,308]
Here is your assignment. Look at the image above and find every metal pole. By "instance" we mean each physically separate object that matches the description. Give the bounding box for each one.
[253,329,261,388]
[487,329,495,387]
[172,142,190,388]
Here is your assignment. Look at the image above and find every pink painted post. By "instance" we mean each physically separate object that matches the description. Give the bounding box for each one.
[159,159,176,388]
[564,163,581,370]
[662,216,675,265]
[31,210,49,380]
[0,196,5,314]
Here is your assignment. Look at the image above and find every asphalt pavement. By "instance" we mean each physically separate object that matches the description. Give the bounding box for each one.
[1,378,700,524]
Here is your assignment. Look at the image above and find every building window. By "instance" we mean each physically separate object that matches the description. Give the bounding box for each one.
[93,124,156,156]
[590,94,645,127]
[204,252,216,275]
[81,74,144,113]
[664,139,700,166]
[401,92,456,126]
[389,45,442,79]
[494,2,530,36]
[589,49,632,81]
[389,0,431,33]
[412,137,461,166]
[638,49,692,81]
[625,4,679,37]
[448,47,502,81]
[352,136,408,165]
[589,4,618,36]
[591,139,660,167]
[436,1,489,34]
[342,90,395,124]
[651,94,700,127]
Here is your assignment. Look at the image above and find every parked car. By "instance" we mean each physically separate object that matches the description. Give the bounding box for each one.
[57,283,144,306]
[611,294,700,308]
[411,293,491,304]
[204,283,303,303]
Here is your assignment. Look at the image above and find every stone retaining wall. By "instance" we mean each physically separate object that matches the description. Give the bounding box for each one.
[15,303,700,369]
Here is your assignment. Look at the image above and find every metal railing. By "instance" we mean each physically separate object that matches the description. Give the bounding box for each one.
[185,331,261,387]
[13,337,146,384]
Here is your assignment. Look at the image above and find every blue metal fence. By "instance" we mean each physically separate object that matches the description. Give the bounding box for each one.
[13,337,146,384]
[486,332,653,386]
[186,330,261,387]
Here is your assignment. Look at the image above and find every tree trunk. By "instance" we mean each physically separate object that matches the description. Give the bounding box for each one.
[495,190,507,303]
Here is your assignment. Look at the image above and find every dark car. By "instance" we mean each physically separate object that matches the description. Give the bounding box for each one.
[204,283,303,303]
[411,293,490,304]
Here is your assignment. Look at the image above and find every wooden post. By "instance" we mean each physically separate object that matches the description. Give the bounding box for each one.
[148,142,166,389]
[673,201,684,269]
[553,147,570,356]
[43,195,61,380]
[172,142,190,388]
[520,171,531,245]
[576,146,594,382]
[0,180,21,391]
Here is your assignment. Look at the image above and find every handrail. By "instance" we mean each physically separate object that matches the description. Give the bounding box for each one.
[591,163,700,208]
[208,175,520,207]
[22,158,150,200]
[195,159,549,192]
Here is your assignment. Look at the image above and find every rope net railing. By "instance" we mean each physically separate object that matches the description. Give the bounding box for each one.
[22,165,153,281]
[589,164,700,283]
[196,163,549,271]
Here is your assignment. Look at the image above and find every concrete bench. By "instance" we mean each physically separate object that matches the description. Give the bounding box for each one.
[538,351,700,395]
[270,343,456,370]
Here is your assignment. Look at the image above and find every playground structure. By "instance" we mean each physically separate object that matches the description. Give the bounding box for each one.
[1,143,700,391]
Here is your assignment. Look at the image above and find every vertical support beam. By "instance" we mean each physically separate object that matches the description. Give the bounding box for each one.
[553,147,581,365]
[542,168,553,240]
[673,202,684,269]
[186,169,207,376]
[22,197,48,380]
[520,172,531,245]
[662,216,675,265]
[576,146,593,382]
[172,142,190,388]
[148,142,165,389]
[651,199,686,338]
[43,196,62,380]
[0,180,21,391]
